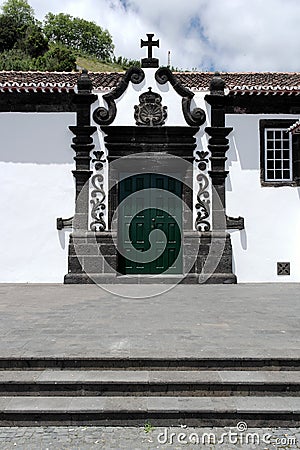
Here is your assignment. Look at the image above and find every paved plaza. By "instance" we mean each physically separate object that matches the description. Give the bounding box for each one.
[0,283,299,359]
[0,282,299,448]
[0,425,299,449]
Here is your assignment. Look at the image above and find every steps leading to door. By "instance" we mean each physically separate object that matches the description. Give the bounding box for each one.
[0,358,299,426]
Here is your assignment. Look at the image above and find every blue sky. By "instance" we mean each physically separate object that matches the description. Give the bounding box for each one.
[1,0,300,71]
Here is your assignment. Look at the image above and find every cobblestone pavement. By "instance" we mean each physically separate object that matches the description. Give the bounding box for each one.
[0,426,299,450]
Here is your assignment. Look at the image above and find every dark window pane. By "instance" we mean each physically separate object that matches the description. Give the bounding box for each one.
[275,150,281,159]
[267,170,274,179]
[283,160,290,169]
[267,140,274,149]
[275,131,281,139]
[283,170,290,179]
[275,170,282,179]
[283,150,290,159]
[267,130,273,139]
[275,140,282,149]
[267,161,274,169]
[267,150,274,158]
[275,160,282,169]
[282,139,290,149]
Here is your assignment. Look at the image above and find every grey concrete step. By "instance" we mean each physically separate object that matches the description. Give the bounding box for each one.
[0,357,299,370]
[0,369,299,396]
[0,396,300,426]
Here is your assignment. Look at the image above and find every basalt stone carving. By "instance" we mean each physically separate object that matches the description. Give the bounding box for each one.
[195,150,211,231]
[140,33,159,68]
[93,67,145,126]
[155,67,206,126]
[134,87,167,126]
[90,150,106,232]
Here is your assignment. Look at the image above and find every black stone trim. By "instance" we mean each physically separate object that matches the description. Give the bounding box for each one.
[259,119,300,186]
[0,91,75,112]
[93,67,145,125]
[101,125,199,161]
[206,126,232,230]
[155,67,206,126]
[226,216,244,230]
[226,93,300,115]
[57,217,73,230]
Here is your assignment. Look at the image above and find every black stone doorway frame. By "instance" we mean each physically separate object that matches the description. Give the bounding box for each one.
[64,70,237,284]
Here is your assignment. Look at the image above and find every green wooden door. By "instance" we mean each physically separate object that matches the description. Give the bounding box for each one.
[118,173,182,274]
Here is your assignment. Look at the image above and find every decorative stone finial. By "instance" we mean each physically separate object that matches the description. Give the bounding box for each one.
[209,71,225,96]
[77,69,93,93]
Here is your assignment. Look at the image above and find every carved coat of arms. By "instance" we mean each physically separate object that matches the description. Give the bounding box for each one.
[134,87,167,126]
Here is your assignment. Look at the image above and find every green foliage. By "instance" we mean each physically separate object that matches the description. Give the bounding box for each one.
[1,0,35,27]
[144,421,155,433]
[0,0,48,62]
[0,15,20,52]
[0,48,36,70]
[0,0,135,72]
[113,55,141,69]
[18,23,49,57]
[43,12,114,60]
[36,45,76,72]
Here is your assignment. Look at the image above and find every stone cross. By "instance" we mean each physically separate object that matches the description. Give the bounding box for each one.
[141,33,159,59]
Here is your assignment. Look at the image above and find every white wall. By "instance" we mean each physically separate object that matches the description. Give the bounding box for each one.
[0,113,75,282]
[2,85,298,283]
[226,114,300,282]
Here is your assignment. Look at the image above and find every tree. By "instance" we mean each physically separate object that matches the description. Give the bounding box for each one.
[0,48,35,70]
[0,0,48,58]
[43,13,114,60]
[1,0,35,27]
[19,23,49,57]
[0,15,20,52]
[36,45,76,72]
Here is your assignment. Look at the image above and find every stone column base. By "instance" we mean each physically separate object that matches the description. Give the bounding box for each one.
[64,231,237,284]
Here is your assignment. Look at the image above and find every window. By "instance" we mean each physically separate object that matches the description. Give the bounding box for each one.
[264,128,292,181]
[260,119,299,186]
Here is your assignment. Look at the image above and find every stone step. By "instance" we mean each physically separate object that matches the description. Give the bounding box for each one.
[0,357,299,370]
[0,370,299,396]
[0,396,300,426]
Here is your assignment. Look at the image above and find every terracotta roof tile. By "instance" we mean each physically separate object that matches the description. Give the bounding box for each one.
[1,70,300,93]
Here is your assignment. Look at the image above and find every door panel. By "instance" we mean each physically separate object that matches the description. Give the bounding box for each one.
[118,173,182,274]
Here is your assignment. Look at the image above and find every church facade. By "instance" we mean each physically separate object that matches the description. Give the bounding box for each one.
[1,37,300,283]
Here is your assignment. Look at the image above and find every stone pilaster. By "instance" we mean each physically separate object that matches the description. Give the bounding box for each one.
[205,126,232,229]
[205,72,232,230]
[69,70,97,230]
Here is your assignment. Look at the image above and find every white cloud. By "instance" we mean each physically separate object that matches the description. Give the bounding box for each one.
[1,0,300,71]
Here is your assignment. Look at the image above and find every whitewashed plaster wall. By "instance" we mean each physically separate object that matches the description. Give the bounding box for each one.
[226,114,300,282]
[0,112,75,282]
[3,84,297,283]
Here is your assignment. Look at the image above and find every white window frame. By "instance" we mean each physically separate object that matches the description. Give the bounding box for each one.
[264,128,293,182]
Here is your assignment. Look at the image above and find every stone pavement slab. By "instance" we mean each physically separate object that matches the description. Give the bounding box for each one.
[0,283,299,359]
[0,425,299,449]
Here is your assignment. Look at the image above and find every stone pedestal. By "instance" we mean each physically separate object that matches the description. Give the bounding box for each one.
[64,230,236,284]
